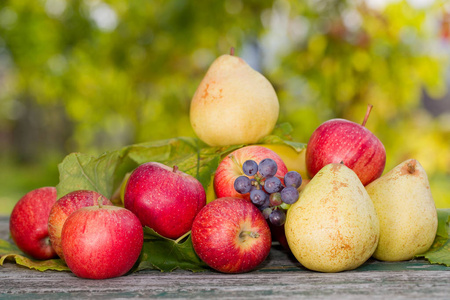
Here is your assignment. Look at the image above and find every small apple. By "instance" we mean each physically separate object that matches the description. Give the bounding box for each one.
[61,203,143,279]
[305,104,386,185]
[48,190,112,260]
[214,145,288,200]
[124,162,206,239]
[9,187,58,260]
[191,197,272,273]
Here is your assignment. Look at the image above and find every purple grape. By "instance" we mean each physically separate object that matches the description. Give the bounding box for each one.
[242,160,258,176]
[264,176,282,194]
[250,189,268,206]
[258,158,278,178]
[284,171,302,188]
[280,186,299,204]
[269,209,286,226]
[233,176,252,194]
[259,196,270,210]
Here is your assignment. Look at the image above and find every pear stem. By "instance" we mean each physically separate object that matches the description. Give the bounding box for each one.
[361,104,373,127]
[230,47,235,56]
[407,161,416,174]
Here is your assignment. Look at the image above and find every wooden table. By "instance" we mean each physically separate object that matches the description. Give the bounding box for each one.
[1,216,449,299]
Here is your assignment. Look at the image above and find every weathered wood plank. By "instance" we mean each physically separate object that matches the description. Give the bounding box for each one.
[1,216,449,299]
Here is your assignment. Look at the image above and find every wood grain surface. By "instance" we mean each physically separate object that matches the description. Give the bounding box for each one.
[1,216,449,299]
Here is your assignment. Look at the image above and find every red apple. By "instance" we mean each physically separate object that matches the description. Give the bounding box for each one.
[48,190,112,260]
[9,187,58,260]
[61,203,143,279]
[305,105,386,185]
[214,145,288,200]
[191,197,272,273]
[124,162,206,239]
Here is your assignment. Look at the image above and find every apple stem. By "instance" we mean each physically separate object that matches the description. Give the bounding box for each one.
[230,47,235,56]
[229,154,242,172]
[240,231,260,239]
[173,165,179,173]
[97,196,104,208]
[361,104,373,127]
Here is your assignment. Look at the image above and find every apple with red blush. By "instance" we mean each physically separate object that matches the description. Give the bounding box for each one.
[124,162,206,239]
[306,104,386,185]
[9,187,58,260]
[214,145,288,200]
[191,197,272,273]
[48,190,112,260]
[61,201,143,279]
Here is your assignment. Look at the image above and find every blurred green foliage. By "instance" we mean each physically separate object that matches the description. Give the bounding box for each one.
[0,0,449,214]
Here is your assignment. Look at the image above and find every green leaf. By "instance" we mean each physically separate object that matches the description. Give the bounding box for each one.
[271,122,294,138]
[258,134,307,153]
[0,238,20,254]
[435,209,450,239]
[415,209,450,266]
[57,151,125,199]
[0,239,69,272]
[56,137,240,199]
[134,227,209,272]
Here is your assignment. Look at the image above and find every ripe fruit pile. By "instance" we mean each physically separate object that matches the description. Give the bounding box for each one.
[6,49,440,278]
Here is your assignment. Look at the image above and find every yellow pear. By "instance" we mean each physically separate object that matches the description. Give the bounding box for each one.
[285,163,379,273]
[190,52,279,146]
[365,159,438,261]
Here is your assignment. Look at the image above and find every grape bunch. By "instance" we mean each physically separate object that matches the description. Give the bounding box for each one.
[233,158,302,226]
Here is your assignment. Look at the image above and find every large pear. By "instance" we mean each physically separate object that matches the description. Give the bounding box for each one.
[285,163,379,273]
[365,159,437,261]
[190,53,279,146]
